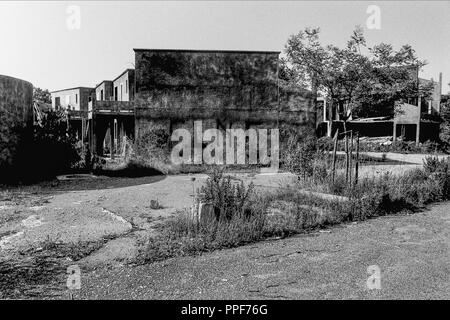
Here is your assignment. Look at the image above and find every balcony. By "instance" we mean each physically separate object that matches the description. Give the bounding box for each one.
[93,101,135,115]
[67,109,88,120]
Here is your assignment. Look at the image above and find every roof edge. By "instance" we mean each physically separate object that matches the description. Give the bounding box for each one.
[133,48,281,54]
[50,87,94,94]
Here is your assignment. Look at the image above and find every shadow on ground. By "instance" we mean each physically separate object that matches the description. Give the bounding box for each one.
[52,174,167,192]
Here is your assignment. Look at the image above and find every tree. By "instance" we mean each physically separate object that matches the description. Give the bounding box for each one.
[284,26,434,180]
[284,26,432,120]
[354,43,431,118]
[33,87,51,104]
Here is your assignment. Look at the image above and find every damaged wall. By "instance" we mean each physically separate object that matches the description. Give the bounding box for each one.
[133,49,314,144]
[0,74,33,175]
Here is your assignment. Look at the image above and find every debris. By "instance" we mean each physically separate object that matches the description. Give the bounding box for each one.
[22,215,43,228]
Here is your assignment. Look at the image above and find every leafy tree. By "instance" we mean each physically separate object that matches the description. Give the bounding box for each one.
[33,87,51,104]
[284,26,432,121]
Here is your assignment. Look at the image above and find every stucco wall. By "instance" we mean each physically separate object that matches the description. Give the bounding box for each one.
[0,74,33,171]
[113,70,135,102]
[51,87,93,111]
[133,49,314,144]
[95,81,113,101]
[395,103,421,124]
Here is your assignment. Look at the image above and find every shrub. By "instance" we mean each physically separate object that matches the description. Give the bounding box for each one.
[126,127,177,175]
[138,156,450,265]
[2,110,80,183]
[197,168,255,221]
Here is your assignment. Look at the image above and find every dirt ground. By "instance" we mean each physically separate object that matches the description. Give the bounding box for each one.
[0,152,448,299]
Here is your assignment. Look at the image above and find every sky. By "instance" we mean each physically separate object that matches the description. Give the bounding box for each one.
[0,1,449,93]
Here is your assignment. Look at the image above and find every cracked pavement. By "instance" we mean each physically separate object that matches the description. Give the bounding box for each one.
[75,202,450,300]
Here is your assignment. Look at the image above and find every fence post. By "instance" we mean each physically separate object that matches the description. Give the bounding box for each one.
[344,123,349,183]
[355,133,360,185]
[349,130,353,187]
[332,129,339,183]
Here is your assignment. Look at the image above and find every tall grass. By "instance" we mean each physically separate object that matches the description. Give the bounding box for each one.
[138,156,450,264]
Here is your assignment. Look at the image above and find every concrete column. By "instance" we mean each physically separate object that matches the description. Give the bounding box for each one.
[416,96,421,146]
[110,119,115,159]
[392,121,397,144]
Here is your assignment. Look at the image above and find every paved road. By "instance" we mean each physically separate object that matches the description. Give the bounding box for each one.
[76,201,450,300]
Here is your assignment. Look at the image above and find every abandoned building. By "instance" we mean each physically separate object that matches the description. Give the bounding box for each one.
[50,86,94,142]
[317,71,443,145]
[51,49,314,159]
[0,74,34,174]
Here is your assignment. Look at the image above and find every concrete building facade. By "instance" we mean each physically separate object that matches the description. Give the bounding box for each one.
[132,49,313,144]
[317,70,443,145]
[0,74,34,177]
[95,81,113,102]
[113,69,135,102]
[51,49,315,159]
[51,87,94,111]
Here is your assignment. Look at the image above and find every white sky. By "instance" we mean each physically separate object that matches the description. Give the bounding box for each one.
[0,1,449,92]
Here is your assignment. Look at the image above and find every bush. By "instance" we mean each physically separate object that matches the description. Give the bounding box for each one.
[138,156,450,265]
[126,127,176,175]
[197,168,255,221]
[1,110,80,184]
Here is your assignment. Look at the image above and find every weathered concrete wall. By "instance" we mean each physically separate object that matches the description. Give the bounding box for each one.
[133,49,314,144]
[52,88,81,110]
[395,103,421,124]
[0,74,33,171]
[95,81,113,101]
[113,69,135,102]
[51,87,93,111]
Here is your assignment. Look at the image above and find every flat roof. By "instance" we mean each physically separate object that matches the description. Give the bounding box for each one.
[133,48,281,54]
[51,87,94,94]
[112,69,134,83]
[95,80,113,89]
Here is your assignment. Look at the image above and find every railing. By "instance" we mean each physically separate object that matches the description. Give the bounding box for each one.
[67,110,88,119]
[93,101,135,114]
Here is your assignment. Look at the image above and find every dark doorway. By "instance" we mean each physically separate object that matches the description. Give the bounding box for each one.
[55,97,61,110]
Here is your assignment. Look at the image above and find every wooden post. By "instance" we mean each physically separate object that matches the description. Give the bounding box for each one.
[416,95,421,147]
[344,122,349,183]
[81,118,85,155]
[392,120,397,145]
[355,133,360,185]
[349,130,353,187]
[110,119,115,159]
[332,129,339,183]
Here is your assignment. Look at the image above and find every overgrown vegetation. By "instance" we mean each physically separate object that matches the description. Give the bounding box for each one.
[138,156,450,264]
[317,135,447,154]
[1,109,81,184]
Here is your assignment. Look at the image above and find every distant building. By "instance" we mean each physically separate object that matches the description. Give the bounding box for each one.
[51,87,94,111]
[317,71,443,145]
[95,81,113,102]
[50,87,94,143]
[112,69,135,101]
[50,49,315,159]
